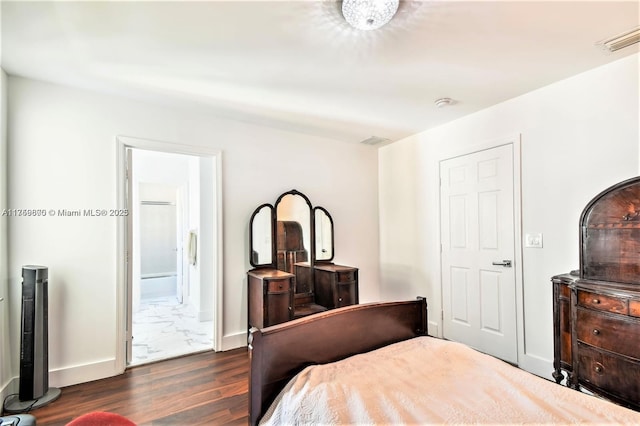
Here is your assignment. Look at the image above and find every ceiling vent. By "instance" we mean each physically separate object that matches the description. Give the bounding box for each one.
[597,26,640,52]
[360,136,391,146]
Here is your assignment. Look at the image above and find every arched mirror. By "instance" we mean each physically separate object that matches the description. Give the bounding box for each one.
[249,204,274,267]
[275,191,312,275]
[314,207,334,262]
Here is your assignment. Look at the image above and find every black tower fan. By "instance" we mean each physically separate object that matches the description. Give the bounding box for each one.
[4,266,60,413]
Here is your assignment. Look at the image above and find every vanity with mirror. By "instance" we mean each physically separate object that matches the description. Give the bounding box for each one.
[247,189,359,328]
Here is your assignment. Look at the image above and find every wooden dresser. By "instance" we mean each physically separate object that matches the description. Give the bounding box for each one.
[552,176,640,410]
[314,264,359,309]
[296,263,359,309]
[248,190,360,329]
[248,269,294,328]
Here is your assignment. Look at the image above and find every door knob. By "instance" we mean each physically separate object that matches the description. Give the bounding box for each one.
[492,260,512,267]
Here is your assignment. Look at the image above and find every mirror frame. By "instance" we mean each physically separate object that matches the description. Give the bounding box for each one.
[248,189,335,271]
[313,206,334,263]
[248,203,275,268]
[274,189,314,272]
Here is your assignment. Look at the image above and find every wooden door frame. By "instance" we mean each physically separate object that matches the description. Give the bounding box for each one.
[438,134,524,366]
[115,136,223,373]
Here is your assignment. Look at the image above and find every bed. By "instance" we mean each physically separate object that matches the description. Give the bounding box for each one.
[248,298,640,425]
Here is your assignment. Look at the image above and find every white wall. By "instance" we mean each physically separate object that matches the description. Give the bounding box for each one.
[0,69,11,398]
[6,76,380,387]
[379,54,640,378]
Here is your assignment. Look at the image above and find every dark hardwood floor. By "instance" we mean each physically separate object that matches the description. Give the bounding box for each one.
[23,348,249,426]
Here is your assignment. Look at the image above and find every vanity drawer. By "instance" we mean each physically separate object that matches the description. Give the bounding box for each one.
[578,290,627,314]
[337,270,356,283]
[577,308,640,359]
[578,343,640,404]
[267,278,291,294]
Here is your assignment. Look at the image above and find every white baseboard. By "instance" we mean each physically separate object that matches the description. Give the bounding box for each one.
[1,359,119,400]
[221,331,247,351]
[1,377,18,403]
[49,358,119,389]
[198,310,213,322]
[519,352,554,380]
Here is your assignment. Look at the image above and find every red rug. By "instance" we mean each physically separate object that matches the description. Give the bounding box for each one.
[66,411,136,426]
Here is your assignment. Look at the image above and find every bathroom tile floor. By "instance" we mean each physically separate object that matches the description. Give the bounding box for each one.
[131,296,214,366]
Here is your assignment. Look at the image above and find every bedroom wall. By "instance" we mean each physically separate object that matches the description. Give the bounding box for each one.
[5,76,380,388]
[0,69,11,398]
[378,53,639,379]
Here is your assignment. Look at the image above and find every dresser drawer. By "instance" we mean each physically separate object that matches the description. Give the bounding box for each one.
[337,270,356,283]
[336,281,357,308]
[577,308,640,359]
[630,300,640,318]
[578,343,640,405]
[577,290,627,314]
[267,278,291,294]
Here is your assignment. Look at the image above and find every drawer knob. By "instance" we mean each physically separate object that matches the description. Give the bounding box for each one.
[279,284,283,289]
[592,298,600,304]
[594,364,603,374]
[338,298,343,302]
[592,329,600,335]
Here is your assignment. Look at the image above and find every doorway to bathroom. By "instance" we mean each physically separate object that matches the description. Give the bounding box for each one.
[118,140,221,368]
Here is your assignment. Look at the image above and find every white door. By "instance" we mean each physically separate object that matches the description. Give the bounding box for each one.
[125,148,134,363]
[440,144,518,364]
[0,295,5,388]
[175,187,184,304]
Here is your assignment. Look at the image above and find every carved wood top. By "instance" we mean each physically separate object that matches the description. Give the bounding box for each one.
[580,176,640,284]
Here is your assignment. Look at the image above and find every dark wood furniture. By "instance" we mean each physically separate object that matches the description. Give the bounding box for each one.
[294,262,359,309]
[300,262,359,308]
[552,273,575,384]
[248,190,358,328]
[248,298,428,425]
[553,176,640,411]
[276,220,308,274]
[248,269,294,328]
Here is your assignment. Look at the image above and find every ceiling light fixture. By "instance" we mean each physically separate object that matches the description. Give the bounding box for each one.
[597,26,640,52]
[342,0,400,31]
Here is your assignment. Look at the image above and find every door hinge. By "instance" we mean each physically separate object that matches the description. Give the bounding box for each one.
[441,310,444,320]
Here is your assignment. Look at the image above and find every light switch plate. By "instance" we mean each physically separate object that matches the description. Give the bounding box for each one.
[525,233,543,248]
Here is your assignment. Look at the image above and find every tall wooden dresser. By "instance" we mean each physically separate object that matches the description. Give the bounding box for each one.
[552,176,640,410]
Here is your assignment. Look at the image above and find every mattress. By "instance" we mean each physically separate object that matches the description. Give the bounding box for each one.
[260,336,640,425]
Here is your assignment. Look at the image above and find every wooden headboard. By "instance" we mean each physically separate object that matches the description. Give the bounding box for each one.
[248,297,428,425]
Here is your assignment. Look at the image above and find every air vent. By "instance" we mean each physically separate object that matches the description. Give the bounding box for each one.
[597,26,640,52]
[360,136,391,146]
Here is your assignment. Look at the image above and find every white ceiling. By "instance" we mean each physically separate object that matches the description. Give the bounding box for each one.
[1,1,639,145]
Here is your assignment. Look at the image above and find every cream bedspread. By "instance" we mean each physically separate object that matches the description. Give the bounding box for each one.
[260,336,640,425]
